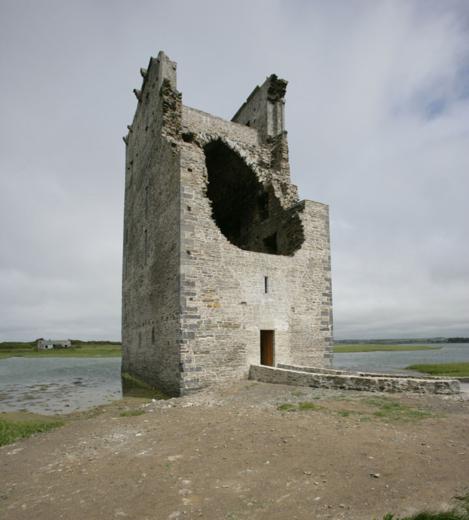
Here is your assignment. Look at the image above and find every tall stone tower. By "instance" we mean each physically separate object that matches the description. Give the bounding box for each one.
[122,51,333,396]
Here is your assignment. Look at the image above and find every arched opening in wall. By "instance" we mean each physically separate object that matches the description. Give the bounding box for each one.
[204,139,304,255]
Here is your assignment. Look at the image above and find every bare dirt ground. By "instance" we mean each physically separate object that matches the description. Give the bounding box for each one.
[1,381,469,520]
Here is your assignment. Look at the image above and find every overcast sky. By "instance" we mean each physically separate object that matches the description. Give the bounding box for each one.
[1,0,468,341]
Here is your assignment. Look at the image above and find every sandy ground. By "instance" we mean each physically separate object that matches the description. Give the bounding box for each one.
[1,381,469,520]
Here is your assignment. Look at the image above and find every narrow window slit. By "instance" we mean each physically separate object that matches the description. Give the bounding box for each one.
[144,186,149,218]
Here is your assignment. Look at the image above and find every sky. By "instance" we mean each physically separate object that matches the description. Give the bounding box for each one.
[0,0,468,341]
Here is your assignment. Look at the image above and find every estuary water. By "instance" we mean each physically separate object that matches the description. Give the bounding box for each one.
[0,357,122,414]
[2,343,469,415]
[333,343,469,374]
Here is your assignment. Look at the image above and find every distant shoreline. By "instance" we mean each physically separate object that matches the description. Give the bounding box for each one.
[335,337,469,345]
[0,341,122,359]
[333,344,441,353]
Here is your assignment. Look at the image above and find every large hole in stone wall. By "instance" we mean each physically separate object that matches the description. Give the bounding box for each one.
[204,140,304,255]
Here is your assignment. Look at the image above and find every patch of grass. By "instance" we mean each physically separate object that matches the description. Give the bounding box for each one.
[407,362,469,378]
[119,409,145,417]
[297,401,322,411]
[0,341,36,350]
[383,493,469,519]
[386,514,466,520]
[277,403,297,412]
[277,401,322,412]
[0,341,121,359]
[0,415,64,446]
[334,343,440,353]
[365,397,432,422]
[121,372,169,399]
[337,410,369,420]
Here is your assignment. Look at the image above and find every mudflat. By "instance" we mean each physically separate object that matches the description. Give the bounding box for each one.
[1,381,468,520]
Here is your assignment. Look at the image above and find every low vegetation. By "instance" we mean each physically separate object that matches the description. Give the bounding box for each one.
[407,362,469,378]
[365,397,432,421]
[119,409,145,417]
[336,337,467,345]
[278,395,432,423]
[0,340,121,359]
[0,414,64,446]
[277,401,322,412]
[334,344,439,353]
[121,372,169,399]
[297,401,322,411]
[383,494,469,520]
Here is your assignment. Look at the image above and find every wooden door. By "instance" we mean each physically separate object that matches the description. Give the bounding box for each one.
[260,330,274,366]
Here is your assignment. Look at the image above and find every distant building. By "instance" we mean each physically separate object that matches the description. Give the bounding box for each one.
[37,339,72,350]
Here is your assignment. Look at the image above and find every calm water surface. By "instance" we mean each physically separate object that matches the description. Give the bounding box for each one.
[333,343,469,373]
[0,357,122,414]
[2,344,469,414]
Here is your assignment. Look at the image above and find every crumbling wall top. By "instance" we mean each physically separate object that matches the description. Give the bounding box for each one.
[232,74,287,141]
[139,51,177,94]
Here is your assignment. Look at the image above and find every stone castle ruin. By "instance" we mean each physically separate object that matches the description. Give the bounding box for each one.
[122,51,333,396]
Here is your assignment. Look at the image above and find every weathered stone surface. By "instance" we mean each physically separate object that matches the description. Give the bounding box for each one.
[122,51,333,396]
[250,365,461,395]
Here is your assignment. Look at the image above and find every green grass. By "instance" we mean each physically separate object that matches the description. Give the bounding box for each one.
[277,396,431,422]
[119,409,145,417]
[336,409,367,418]
[383,494,469,519]
[277,403,297,412]
[383,513,466,520]
[121,372,169,399]
[337,410,351,417]
[334,343,440,353]
[365,397,432,422]
[407,362,469,378]
[0,341,121,359]
[297,401,322,411]
[277,401,322,412]
[0,415,64,446]
[0,341,36,350]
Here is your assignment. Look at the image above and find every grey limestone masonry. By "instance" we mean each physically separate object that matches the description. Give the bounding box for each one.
[250,365,461,395]
[277,363,458,380]
[122,51,333,396]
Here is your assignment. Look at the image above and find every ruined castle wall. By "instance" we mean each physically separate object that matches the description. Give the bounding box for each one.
[232,75,286,139]
[176,108,332,393]
[123,56,333,396]
[122,54,182,395]
[182,106,260,147]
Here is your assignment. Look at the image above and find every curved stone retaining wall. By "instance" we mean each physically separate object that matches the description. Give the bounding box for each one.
[249,364,460,395]
[277,364,452,380]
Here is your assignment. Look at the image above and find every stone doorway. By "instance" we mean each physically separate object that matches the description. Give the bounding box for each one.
[260,330,274,366]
